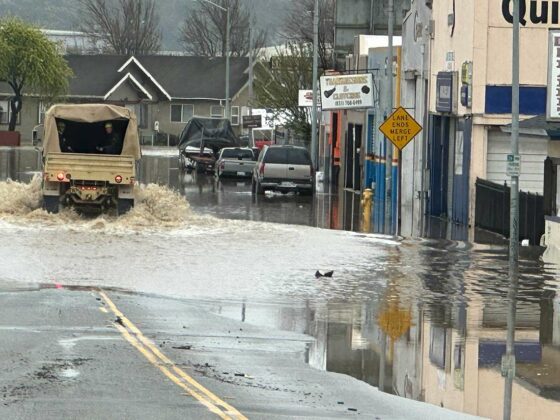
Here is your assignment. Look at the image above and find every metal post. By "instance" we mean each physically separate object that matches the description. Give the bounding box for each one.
[225,6,231,120]
[503,1,520,419]
[311,0,320,169]
[379,331,387,391]
[384,0,394,234]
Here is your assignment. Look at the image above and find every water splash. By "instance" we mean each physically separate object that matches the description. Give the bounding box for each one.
[0,177,217,232]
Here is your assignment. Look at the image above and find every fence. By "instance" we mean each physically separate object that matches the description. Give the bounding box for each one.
[475,178,545,245]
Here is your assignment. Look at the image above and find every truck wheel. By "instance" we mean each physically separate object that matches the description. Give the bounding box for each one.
[43,196,60,214]
[117,198,134,216]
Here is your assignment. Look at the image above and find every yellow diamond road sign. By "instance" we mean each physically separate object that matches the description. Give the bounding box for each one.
[379,107,422,151]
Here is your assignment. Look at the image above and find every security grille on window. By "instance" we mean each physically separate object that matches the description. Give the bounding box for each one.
[231,106,240,125]
[171,104,194,123]
[211,105,224,119]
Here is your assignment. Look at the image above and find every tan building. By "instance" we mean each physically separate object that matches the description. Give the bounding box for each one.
[0,55,250,145]
[426,0,560,236]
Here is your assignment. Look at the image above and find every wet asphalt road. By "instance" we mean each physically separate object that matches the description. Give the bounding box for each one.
[0,286,477,420]
[1,147,560,419]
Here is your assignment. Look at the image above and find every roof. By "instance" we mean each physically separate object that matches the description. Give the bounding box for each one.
[0,54,249,101]
[501,114,560,140]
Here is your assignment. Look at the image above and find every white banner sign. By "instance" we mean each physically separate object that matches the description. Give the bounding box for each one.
[319,74,374,110]
[548,30,560,120]
[298,90,314,107]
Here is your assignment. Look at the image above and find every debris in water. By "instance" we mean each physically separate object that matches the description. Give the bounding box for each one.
[172,345,192,350]
[315,270,334,278]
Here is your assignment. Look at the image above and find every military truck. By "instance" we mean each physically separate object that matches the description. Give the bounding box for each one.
[41,104,141,215]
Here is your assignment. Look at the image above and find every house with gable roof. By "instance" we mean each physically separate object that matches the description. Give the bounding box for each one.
[0,55,250,145]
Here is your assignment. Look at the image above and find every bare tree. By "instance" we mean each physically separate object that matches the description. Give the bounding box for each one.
[254,43,313,141]
[283,0,335,71]
[80,0,161,55]
[180,0,266,57]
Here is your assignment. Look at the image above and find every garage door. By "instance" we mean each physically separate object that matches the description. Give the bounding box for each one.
[486,130,547,194]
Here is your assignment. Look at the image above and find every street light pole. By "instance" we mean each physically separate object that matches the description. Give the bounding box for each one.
[311,0,319,169]
[503,0,520,419]
[195,0,230,120]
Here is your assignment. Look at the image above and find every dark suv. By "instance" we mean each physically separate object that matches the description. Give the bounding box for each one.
[251,145,314,195]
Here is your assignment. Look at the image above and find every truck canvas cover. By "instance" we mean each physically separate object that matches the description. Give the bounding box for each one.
[43,104,141,160]
[178,118,240,153]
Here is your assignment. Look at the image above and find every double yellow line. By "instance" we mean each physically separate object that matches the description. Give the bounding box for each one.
[98,291,247,420]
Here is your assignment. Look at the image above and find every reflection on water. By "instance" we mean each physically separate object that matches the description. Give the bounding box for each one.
[203,239,560,419]
[2,147,560,418]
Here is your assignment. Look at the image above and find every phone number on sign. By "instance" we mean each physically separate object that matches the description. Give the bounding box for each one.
[335,99,363,107]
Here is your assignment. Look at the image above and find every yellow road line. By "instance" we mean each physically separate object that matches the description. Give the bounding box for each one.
[98,291,248,420]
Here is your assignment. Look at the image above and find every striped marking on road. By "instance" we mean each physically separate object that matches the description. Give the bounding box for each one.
[98,290,248,420]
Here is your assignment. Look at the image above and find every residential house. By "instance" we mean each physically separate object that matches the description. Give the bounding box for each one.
[0,54,250,145]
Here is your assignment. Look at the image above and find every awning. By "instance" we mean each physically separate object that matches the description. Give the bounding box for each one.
[501,115,560,140]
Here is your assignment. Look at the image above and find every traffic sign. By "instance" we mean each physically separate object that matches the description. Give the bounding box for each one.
[379,107,423,151]
[507,154,521,177]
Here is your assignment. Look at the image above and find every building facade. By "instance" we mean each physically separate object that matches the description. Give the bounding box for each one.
[0,55,250,145]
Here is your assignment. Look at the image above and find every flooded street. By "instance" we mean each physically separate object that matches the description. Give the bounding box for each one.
[1,146,560,419]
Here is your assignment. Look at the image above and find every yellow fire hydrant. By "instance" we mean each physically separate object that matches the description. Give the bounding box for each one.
[361,188,373,233]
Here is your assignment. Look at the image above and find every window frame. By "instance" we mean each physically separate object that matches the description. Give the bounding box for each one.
[38,101,48,124]
[170,103,194,123]
[0,100,9,125]
[0,99,21,125]
[231,106,240,125]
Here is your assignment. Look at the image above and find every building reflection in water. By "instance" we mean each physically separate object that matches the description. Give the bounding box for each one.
[209,242,560,419]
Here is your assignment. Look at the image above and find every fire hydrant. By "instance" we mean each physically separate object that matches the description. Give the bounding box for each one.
[361,188,373,233]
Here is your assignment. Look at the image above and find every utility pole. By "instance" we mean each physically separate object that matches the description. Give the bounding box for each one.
[248,19,254,117]
[384,0,394,234]
[311,0,319,169]
[196,1,231,120]
[503,0,520,419]
[225,5,231,120]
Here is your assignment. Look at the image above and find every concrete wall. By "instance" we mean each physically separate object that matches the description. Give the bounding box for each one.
[429,0,475,115]
[400,0,432,237]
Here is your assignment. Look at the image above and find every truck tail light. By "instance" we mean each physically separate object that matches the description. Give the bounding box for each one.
[115,175,123,183]
[259,163,265,175]
[57,172,65,181]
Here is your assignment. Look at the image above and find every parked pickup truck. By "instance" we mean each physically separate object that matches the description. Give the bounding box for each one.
[215,147,256,178]
[41,104,141,215]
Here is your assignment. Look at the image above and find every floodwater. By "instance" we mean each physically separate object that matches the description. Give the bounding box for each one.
[1,146,559,419]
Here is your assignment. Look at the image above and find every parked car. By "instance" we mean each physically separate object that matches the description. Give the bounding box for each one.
[251,145,314,195]
[216,147,256,178]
